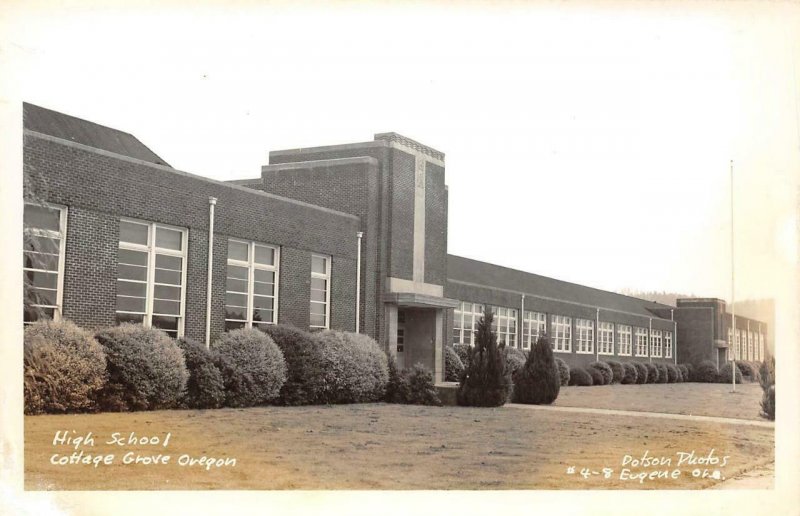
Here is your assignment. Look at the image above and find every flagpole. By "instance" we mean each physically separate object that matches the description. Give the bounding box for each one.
[730,159,736,393]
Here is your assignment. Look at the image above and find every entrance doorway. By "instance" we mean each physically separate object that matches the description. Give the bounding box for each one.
[396,309,406,369]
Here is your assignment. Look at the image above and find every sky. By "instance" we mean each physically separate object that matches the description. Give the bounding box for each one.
[2,0,798,304]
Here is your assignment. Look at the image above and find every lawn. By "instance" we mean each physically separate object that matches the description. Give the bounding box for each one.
[25,384,773,490]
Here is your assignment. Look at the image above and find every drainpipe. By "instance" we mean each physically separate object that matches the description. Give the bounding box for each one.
[520,294,525,349]
[648,318,652,363]
[671,308,677,365]
[595,307,599,361]
[204,197,217,349]
[355,231,363,333]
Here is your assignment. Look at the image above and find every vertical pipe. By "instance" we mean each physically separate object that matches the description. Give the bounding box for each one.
[355,231,363,333]
[648,318,652,363]
[520,294,525,349]
[205,197,217,349]
[672,309,677,365]
[595,307,599,361]
[730,159,736,392]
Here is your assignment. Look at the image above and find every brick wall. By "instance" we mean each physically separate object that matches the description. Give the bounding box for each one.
[424,162,447,286]
[389,148,415,280]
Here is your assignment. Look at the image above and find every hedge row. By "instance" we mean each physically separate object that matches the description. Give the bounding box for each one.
[566,361,693,386]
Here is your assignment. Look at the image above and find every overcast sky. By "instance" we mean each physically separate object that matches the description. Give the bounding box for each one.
[3,0,798,304]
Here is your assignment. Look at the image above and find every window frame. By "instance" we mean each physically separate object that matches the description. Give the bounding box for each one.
[116,217,188,338]
[453,301,484,346]
[575,318,594,354]
[522,310,547,350]
[664,331,673,359]
[492,306,518,348]
[634,327,649,357]
[309,254,331,329]
[551,314,572,353]
[224,238,281,331]
[650,329,663,358]
[597,321,614,355]
[617,324,632,356]
[23,201,68,324]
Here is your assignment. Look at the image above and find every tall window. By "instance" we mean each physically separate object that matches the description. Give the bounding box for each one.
[453,302,484,345]
[617,325,632,356]
[575,318,594,354]
[492,307,518,348]
[735,329,741,359]
[665,331,673,358]
[635,327,648,357]
[116,219,187,338]
[650,329,663,357]
[310,254,330,329]
[551,315,571,353]
[598,322,614,355]
[759,333,765,360]
[748,331,754,361]
[522,310,546,349]
[23,202,67,324]
[728,328,733,356]
[225,239,280,331]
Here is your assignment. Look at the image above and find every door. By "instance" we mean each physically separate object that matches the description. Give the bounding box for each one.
[396,309,406,369]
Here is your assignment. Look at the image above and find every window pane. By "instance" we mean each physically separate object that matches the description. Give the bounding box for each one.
[116,312,145,325]
[254,245,275,266]
[311,278,327,291]
[225,306,246,320]
[253,281,274,297]
[228,240,249,261]
[254,269,274,284]
[225,293,247,308]
[312,255,327,274]
[252,296,274,310]
[24,204,61,231]
[118,264,147,282]
[225,320,246,331]
[116,296,146,313]
[155,254,182,271]
[153,300,180,315]
[152,315,179,332]
[23,251,59,271]
[120,220,148,245]
[23,270,57,289]
[310,302,326,315]
[310,288,326,302]
[24,235,60,254]
[226,278,248,293]
[25,306,54,323]
[154,284,181,301]
[119,248,148,266]
[28,287,57,306]
[156,227,182,251]
[154,268,181,285]
[252,308,274,323]
[310,313,326,327]
[227,265,248,280]
[117,280,147,297]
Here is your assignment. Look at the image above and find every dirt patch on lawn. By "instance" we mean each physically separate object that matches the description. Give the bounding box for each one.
[25,403,773,490]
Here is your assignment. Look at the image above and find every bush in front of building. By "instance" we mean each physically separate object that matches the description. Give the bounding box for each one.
[504,346,527,377]
[176,337,225,410]
[665,364,680,383]
[644,363,659,384]
[457,309,512,407]
[606,360,625,384]
[655,363,669,384]
[403,363,442,406]
[568,366,593,386]
[759,357,775,420]
[735,361,760,382]
[587,366,605,386]
[554,357,570,386]
[692,360,718,383]
[512,335,560,405]
[452,344,472,370]
[95,323,188,411]
[678,364,691,382]
[444,345,465,382]
[315,330,390,403]
[385,354,404,403]
[588,361,613,385]
[633,362,649,384]
[261,324,333,405]
[23,319,107,415]
[212,328,286,408]
[621,362,638,384]
[716,362,743,384]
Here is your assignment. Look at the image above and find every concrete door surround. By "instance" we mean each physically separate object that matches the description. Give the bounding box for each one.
[385,304,445,383]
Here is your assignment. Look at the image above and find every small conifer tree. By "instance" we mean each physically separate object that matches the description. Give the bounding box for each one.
[456,308,511,407]
[512,334,560,404]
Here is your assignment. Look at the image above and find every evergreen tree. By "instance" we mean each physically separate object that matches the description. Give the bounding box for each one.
[512,334,560,404]
[456,308,511,407]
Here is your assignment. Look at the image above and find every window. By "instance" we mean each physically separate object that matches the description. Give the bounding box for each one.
[635,327,648,357]
[617,325,632,356]
[116,219,187,338]
[23,202,67,324]
[650,329,663,358]
[575,318,594,354]
[310,254,330,329]
[491,307,518,348]
[597,322,614,355]
[735,329,741,359]
[759,333,765,360]
[728,328,733,357]
[551,315,572,352]
[748,331,754,361]
[225,239,280,331]
[522,310,547,349]
[453,302,484,345]
[665,331,673,359]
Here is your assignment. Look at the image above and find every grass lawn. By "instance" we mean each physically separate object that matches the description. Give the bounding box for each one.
[25,386,773,490]
[554,381,766,420]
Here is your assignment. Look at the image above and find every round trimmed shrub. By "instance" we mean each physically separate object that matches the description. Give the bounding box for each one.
[588,361,613,385]
[587,366,605,386]
[314,330,389,403]
[716,362,743,384]
[568,366,593,386]
[96,323,188,411]
[504,346,527,377]
[644,362,660,384]
[674,366,684,382]
[621,362,638,384]
[678,364,690,382]
[261,324,333,405]
[656,363,669,384]
[665,364,679,383]
[633,362,649,384]
[403,363,442,406]
[554,357,570,386]
[24,320,107,415]
[211,328,286,407]
[444,345,465,382]
[176,337,225,409]
[693,360,718,383]
[606,360,625,384]
[512,335,560,404]
[736,361,759,382]
[452,344,471,369]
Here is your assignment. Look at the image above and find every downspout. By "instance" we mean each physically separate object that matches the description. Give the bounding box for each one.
[355,231,363,333]
[520,294,525,348]
[595,307,599,361]
[648,318,652,363]
[204,197,217,349]
[671,308,677,365]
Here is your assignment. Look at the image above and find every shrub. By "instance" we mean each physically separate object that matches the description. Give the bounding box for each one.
[554,357,571,386]
[457,309,512,407]
[621,362,638,384]
[674,366,684,383]
[385,354,405,403]
[716,362,743,384]
[211,328,286,407]
[678,364,690,382]
[736,361,759,382]
[644,363,660,384]
[606,360,625,384]
[588,362,613,385]
[96,323,188,411]
[693,360,718,383]
[452,344,472,370]
[314,331,389,403]
[656,363,669,384]
[665,364,679,383]
[403,363,442,406]
[23,320,107,415]
[176,338,225,409]
[633,362,649,384]
[504,346,527,377]
[444,345,465,382]
[261,324,331,405]
[759,357,775,421]
[512,335,560,404]
[568,366,593,386]
[759,358,775,391]
[761,385,775,421]
[587,366,604,386]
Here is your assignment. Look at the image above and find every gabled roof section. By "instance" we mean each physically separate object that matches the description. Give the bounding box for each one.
[447,254,674,318]
[23,103,170,167]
